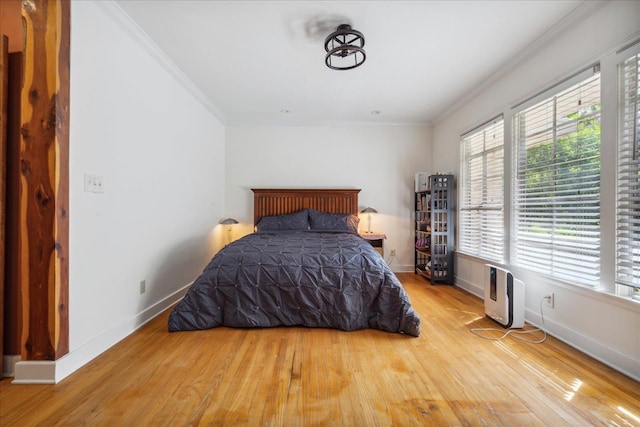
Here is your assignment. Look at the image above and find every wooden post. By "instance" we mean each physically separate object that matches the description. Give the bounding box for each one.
[19,0,69,360]
[4,51,24,361]
[1,35,8,375]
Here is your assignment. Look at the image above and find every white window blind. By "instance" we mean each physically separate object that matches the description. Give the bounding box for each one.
[617,52,640,296]
[512,71,601,286]
[460,118,504,262]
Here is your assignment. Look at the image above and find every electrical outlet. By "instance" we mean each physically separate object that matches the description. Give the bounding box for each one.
[390,248,396,256]
[544,293,554,308]
[139,280,146,295]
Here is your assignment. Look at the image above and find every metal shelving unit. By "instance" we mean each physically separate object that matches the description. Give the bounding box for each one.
[414,174,455,284]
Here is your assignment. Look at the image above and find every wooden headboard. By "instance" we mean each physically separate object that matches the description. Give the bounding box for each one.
[251,188,361,225]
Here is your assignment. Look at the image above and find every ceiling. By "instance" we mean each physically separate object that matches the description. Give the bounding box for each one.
[114,0,590,126]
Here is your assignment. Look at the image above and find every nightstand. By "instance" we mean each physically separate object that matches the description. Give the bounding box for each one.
[360,232,386,257]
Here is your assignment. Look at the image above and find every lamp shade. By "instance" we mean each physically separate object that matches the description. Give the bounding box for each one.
[220,217,239,225]
[360,207,378,214]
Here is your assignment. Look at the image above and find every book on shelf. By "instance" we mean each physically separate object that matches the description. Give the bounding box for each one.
[414,172,428,192]
[416,194,429,211]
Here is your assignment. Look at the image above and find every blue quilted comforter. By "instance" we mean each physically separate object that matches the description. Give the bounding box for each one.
[168,231,420,336]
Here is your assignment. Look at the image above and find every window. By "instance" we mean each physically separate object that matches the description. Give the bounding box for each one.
[617,52,640,299]
[512,69,601,287]
[459,118,504,262]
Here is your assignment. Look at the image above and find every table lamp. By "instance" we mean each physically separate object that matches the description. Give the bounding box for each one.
[360,207,378,234]
[220,217,239,244]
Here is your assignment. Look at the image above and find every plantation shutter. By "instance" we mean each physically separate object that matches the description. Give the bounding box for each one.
[617,52,640,292]
[459,118,504,262]
[512,69,601,286]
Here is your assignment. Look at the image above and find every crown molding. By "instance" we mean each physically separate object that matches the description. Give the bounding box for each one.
[225,117,432,128]
[93,0,227,124]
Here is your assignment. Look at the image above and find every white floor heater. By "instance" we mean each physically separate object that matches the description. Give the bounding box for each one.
[484,264,525,329]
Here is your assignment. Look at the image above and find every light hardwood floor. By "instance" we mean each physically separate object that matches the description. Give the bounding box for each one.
[1,273,639,426]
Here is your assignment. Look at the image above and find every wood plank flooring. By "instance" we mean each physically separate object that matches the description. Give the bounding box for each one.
[1,273,639,426]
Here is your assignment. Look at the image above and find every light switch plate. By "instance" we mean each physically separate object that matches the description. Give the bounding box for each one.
[84,173,104,193]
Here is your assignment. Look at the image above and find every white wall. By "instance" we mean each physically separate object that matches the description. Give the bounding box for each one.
[61,1,226,381]
[432,1,640,381]
[225,124,431,271]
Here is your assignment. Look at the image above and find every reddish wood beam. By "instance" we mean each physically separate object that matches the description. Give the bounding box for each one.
[20,0,69,361]
[1,35,8,376]
[4,51,24,358]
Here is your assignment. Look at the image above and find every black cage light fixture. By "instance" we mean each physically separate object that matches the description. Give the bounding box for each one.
[324,24,366,70]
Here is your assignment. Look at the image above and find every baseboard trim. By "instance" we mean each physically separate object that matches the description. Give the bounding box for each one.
[391,264,415,274]
[526,307,640,383]
[12,361,56,384]
[12,282,191,384]
[2,355,22,378]
[454,276,639,383]
[454,276,484,299]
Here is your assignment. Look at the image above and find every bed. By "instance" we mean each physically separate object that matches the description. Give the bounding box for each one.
[168,189,420,336]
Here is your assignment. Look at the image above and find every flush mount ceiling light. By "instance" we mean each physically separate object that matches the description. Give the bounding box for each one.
[324,24,366,70]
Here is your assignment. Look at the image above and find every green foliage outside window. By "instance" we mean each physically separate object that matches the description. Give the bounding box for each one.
[521,106,601,237]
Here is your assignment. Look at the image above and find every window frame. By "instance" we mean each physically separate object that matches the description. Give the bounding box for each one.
[510,66,602,288]
[454,38,640,304]
[616,43,640,300]
[459,116,505,263]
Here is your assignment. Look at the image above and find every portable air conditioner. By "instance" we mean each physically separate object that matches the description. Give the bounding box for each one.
[484,264,524,328]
